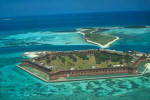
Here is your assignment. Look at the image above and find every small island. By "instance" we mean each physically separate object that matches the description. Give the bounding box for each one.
[17,49,148,82]
[79,28,119,48]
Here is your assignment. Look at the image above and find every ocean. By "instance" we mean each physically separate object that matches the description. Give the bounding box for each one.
[0,11,150,31]
[0,11,150,100]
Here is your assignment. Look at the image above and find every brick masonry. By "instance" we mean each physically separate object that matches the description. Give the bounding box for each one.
[21,51,147,80]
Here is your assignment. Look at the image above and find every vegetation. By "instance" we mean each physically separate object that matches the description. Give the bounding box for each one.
[37,52,133,71]
[94,53,132,64]
[85,33,117,45]
[80,28,118,46]
[76,53,89,60]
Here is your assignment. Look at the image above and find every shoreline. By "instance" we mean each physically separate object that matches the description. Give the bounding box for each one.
[78,28,119,48]
[17,65,49,82]
[17,64,144,83]
[24,51,48,58]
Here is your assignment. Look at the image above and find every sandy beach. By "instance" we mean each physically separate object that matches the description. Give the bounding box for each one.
[24,51,47,58]
[78,28,119,48]
[24,52,39,58]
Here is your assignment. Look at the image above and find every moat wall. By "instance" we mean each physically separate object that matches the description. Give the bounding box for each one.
[21,61,137,80]
[49,67,137,80]
[20,50,147,81]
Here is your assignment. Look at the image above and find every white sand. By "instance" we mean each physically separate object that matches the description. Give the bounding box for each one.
[78,28,119,48]
[24,52,40,58]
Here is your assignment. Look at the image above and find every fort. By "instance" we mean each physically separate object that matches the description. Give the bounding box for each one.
[18,49,148,82]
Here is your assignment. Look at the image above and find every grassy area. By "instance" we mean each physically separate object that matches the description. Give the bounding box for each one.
[85,33,117,45]
[39,52,132,71]
[21,65,50,81]
[80,28,118,46]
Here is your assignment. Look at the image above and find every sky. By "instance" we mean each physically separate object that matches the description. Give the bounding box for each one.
[0,0,150,18]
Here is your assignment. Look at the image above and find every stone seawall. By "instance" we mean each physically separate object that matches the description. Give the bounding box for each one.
[20,52,147,81]
[20,61,137,80]
[50,67,137,80]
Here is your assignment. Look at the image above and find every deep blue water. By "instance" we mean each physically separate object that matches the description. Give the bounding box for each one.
[1,12,150,100]
[0,11,150,31]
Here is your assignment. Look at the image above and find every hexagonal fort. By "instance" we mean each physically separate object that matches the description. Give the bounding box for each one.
[18,49,147,82]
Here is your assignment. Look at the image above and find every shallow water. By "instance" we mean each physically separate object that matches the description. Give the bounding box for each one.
[1,27,150,100]
[102,27,150,53]
[0,31,91,48]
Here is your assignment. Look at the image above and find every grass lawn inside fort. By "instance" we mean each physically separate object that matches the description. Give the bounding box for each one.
[36,51,132,71]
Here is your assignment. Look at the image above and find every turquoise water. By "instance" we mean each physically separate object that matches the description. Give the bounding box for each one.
[104,27,150,53]
[1,27,150,100]
[0,31,91,47]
